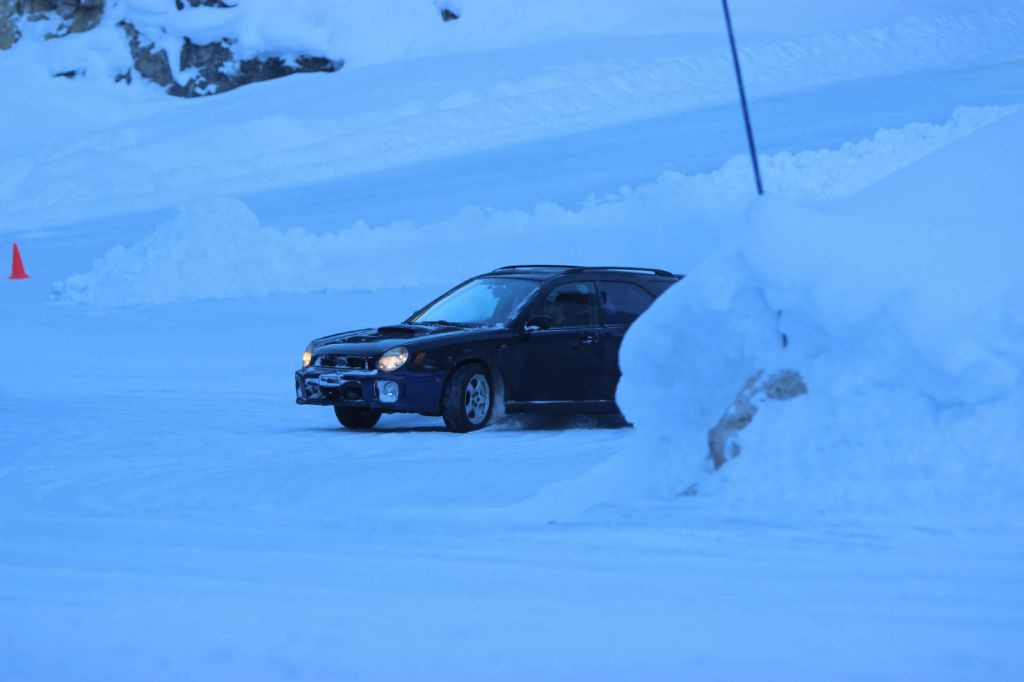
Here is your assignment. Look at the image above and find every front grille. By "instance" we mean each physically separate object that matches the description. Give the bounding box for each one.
[315,354,373,370]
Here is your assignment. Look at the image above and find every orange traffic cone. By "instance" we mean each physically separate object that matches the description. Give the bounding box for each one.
[9,243,29,280]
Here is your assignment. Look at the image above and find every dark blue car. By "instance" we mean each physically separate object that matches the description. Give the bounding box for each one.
[296,265,681,432]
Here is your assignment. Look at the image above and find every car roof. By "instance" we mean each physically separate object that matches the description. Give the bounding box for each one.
[488,264,683,280]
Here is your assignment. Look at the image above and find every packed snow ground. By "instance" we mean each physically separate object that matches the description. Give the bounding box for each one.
[3,2,1024,680]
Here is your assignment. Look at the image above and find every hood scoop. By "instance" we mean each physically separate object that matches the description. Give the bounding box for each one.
[375,324,423,337]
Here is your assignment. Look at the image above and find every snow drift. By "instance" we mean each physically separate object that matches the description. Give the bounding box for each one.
[606,110,1024,524]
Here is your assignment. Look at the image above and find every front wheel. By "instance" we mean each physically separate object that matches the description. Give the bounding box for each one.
[442,363,493,432]
[334,405,381,430]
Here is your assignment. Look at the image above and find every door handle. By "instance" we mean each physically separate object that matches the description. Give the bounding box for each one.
[578,332,598,345]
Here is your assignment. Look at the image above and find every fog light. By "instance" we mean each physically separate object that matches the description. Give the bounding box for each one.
[378,380,400,403]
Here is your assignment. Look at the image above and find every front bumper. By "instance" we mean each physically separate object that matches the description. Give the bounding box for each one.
[295,367,444,415]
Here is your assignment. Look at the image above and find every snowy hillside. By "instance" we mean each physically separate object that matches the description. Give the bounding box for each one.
[4,1,1024,231]
[3,1,1024,681]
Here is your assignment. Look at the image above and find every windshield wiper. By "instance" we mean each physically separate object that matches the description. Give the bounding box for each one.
[418,320,476,327]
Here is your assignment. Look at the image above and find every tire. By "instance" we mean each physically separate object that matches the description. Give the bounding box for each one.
[334,405,382,430]
[442,363,494,432]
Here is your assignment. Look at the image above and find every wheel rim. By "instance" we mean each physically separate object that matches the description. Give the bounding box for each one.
[464,373,490,425]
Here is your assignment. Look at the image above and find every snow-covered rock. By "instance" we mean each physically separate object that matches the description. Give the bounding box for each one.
[0,0,104,49]
[1,0,343,96]
[117,17,342,97]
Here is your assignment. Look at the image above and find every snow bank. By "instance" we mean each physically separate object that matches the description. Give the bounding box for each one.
[55,105,1016,306]
[604,110,1024,524]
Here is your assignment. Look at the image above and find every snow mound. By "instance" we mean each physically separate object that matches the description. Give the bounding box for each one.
[605,110,1024,524]
[56,105,1016,307]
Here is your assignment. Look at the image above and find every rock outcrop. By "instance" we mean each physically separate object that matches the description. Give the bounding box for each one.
[118,19,173,87]
[2,0,343,97]
[2,0,104,48]
[175,36,341,97]
[118,20,342,97]
[0,2,18,50]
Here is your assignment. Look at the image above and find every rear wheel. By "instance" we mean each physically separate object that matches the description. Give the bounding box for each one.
[442,363,493,432]
[334,405,381,430]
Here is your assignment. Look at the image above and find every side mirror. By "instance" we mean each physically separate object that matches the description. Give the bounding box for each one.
[523,315,552,332]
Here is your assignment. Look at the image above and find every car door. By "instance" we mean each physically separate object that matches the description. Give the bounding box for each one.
[514,281,603,402]
[596,280,657,400]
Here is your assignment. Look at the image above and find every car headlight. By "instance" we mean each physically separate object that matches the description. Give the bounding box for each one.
[377,346,409,372]
[302,343,313,368]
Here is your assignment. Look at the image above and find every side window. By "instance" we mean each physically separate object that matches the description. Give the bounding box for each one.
[535,282,599,328]
[599,281,655,325]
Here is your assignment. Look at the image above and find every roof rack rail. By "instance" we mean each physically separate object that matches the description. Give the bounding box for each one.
[567,266,677,278]
[494,265,681,278]
[493,264,580,271]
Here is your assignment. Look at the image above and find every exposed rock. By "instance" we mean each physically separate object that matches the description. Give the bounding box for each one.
[440,7,459,22]
[119,20,174,87]
[171,36,342,97]
[763,370,807,401]
[179,34,233,80]
[36,0,103,39]
[707,369,807,470]
[2,0,104,49]
[119,21,342,97]
[175,0,233,8]
[1,1,20,50]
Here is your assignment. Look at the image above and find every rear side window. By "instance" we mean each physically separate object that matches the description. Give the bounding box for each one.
[599,281,655,325]
[536,282,599,328]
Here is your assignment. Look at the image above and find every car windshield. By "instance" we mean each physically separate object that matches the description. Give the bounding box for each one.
[411,277,541,326]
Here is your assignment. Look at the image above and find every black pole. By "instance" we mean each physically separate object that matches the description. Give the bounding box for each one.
[721,0,763,195]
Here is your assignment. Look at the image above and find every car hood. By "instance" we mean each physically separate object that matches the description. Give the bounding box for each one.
[311,324,487,356]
